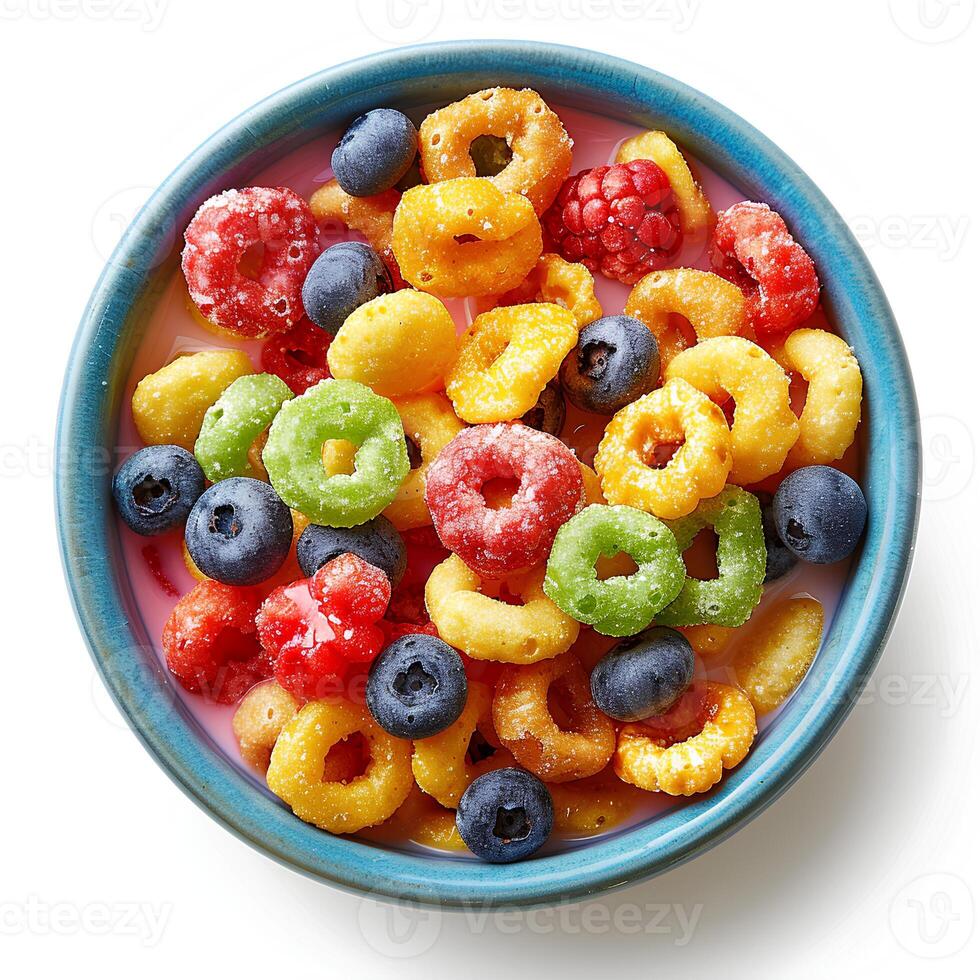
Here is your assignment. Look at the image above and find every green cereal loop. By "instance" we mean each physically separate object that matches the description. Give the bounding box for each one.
[194,373,292,482]
[658,485,766,628]
[544,504,686,637]
[263,378,410,528]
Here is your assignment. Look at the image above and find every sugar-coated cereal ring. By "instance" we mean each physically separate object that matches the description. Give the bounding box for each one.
[359,785,466,852]
[680,625,734,660]
[194,373,292,482]
[446,304,578,423]
[625,268,748,372]
[782,329,863,467]
[490,254,602,328]
[425,424,584,578]
[232,680,299,773]
[412,681,514,808]
[260,318,332,395]
[544,504,686,637]
[594,377,733,520]
[492,653,615,782]
[267,699,413,833]
[309,179,400,256]
[132,349,254,452]
[549,769,645,836]
[391,177,542,298]
[666,336,800,485]
[263,379,410,527]
[385,392,464,531]
[327,290,458,397]
[181,187,318,338]
[425,555,580,664]
[615,130,713,237]
[734,596,824,714]
[419,88,573,215]
[614,682,757,795]
[658,486,766,628]
[710,201,820,336]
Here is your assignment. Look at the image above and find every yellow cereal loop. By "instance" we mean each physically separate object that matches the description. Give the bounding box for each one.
[131,348,254,451]
[680,625,734,660]
[625,268,748,372]
[419,87,573,215]
[782,329,863,467]
[391,177,542,297]
[359,785,466,852]
[412,682,513,808]
[615,130,713,237]
[425,555,580,663]
[734,596,824,714]
[549,770,646,836]
[446,303,578,423]
[231,681,299,774]
[309,179,399,255]
[266,699,413,834]
[385,392,464,530]
[666,336,800,485]
[491,254,602,328]
[492,654,615,782]
[614,683,757,796]
[327,290,458,397]
[594,377,733,520]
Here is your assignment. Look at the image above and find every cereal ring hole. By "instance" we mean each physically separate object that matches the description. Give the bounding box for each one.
[481,476,521,510]
[321,439,358,477]
[237,241,266,279]
[321,731,369,784]
[683,527,721,581]
[210,626,263,666]
[404,434,424,470]
[595,552,640,580]
[466,729,499,765]
[469,135,513,177]
[643,440,684,469]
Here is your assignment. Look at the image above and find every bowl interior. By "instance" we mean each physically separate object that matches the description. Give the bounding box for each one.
[57,41,919,908]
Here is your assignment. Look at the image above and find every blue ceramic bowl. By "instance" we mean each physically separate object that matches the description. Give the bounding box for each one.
[56,41,919,908]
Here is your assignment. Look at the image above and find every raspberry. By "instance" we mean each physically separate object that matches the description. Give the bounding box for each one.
[543,160,682,285]
[256,553,391,700]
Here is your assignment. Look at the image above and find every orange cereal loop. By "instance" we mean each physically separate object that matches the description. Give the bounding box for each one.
[666,336,800,485]
[309,178,399,255]
[446,303,578,422]
[680,624,734,660]
[385,392,465,530]
[594,377,733,520]
[359,785,466,852]
[232,681,299,774]
[391,177,542,298]
[733,596,824,714]
[491,254,602,328]
[615,130,713,237]
[549,769,646,836]
[412,681,514,808]
[419,87,573,215]
[425,555,580,664]
[782,329,863,467]
[492,653,615,782]
[614,682,756,796]
[266,699,413,834]
[625,268,748,373]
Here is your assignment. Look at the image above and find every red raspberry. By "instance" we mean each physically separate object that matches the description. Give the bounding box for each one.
[260,318,331,394]
[163,581,270,704]
[256,553,391,700]
[543,160,682,285]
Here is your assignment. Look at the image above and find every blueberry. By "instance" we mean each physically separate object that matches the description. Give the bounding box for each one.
[296,516,406,585]
[184,477,292,586]
[755,491,797,582]
[520,382,565,436]
[456,768,554,863]
[366,634,467,738]
[331,108,419,197]
[772,465,867,564]
[112,445,205,536]
[301,242,392,335]
[559,315,661,414]
[590,626,695,722]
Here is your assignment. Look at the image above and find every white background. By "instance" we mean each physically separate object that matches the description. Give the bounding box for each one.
[1,0,977,975]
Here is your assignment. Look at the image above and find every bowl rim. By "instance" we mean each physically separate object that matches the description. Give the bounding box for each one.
[56,40,920,909]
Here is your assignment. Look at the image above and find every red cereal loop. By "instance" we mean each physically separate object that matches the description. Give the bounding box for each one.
[255,554,391,700]
[710,201,819,336]
[425,423,585,579]
[637,653,709,744]
[162,581,270,704]
[260,318,331,394]
[181,186,318,339]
